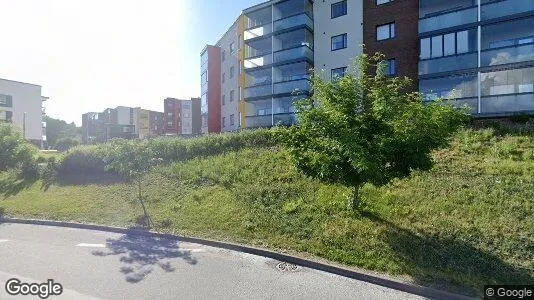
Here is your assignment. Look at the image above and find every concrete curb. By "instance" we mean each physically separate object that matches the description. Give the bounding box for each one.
[0,217,474,300]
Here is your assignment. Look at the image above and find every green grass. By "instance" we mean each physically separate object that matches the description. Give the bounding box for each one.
[1,128,533,296]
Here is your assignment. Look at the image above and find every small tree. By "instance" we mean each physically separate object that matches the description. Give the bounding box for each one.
[105,140,159,228]
[283,54,469,209]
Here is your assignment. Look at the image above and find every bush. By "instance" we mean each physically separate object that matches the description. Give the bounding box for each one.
[0,123,38,172]
[57,128,283,176]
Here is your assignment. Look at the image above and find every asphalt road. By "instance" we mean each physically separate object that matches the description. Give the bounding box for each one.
[0,223,424,300]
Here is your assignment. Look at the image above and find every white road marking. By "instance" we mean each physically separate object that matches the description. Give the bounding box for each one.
[76,243,106,248]
[0,239,9,243]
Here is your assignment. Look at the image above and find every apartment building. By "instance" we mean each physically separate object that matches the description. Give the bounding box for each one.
[202,0,534,128]
[417,0,534,116]
[218,19,241,132]
[0,78,47,147]
[200,46,222,133]
[164,97,202,136]
[82,106,165,143]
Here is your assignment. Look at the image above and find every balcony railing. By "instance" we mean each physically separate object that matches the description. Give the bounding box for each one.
[244,78,310,99]
[245,113,297,128]
[481,43,534,67]
[245,114,272,128]
[244,84,272,99]
[274,45,313,64]
[419,7,477,33]
[273,78,310,95]
[273,13,313,33]
[245,54,273,69]
[244,23,273,41]
[480,93,534,114]
[481,0,534,21]
[419,52,478,75]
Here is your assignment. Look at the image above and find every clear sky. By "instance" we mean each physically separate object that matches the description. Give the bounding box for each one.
[0,0,265,125]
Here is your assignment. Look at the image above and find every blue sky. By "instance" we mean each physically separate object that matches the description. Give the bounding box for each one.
[0,0,265,125]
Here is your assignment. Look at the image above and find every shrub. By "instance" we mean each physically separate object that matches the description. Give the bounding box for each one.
[57,128,283,176]
[0,123,38,172]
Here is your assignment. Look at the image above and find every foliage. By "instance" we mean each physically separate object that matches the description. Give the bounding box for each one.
[59,128,282,176]
[1,130,533,296]
[54,137,79,152]
[0,123,38,175]
[44,116,81,148]
[282,54,469,208]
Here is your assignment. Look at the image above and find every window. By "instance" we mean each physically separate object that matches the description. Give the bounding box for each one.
[167,121,173,126]
[222,94,226,105]
[222,50,226,61]
[420,38,431,59]
[444,33,455,56]
[230,114,235,126]
[183,103,191,109]
[0,94,12,107]
[376,23,395,41]
[167,112,173,116]
[377,0,393,4]
[386,59,396,76]
[331,1,347,18]
[230,42,235,54]
[421,29,476,59]
[331,34,347,51]
[222,117,226,127]
[230,90,235,102]
[431,35,443,58]
[331,67,347,81]
[230,66,234,78]
[222,73,226,83]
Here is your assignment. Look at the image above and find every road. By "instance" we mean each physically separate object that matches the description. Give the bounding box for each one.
[0,223,423,299]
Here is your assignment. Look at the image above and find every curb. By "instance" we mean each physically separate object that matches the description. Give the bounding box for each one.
[0,217,474,300]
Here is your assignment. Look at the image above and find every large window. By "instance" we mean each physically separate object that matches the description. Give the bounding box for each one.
[331,1,347,18]
[419,0,475,19]
[331,34,347,51]
[420,29,477,59]
[230,114,235,126]
[331,67,347,81]
[481,67,534,96]
[230,66,234,78]
[222,94,226,105]
[230,90,235,102]
[420,73,478,101]
[482,16,534,50]
[376,23,395,41]
[230,42,236,54]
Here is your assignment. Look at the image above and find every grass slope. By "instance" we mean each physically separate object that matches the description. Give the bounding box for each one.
[1,128,533,295]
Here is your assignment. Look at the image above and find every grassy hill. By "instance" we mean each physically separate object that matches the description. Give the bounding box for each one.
[1,127,533,296]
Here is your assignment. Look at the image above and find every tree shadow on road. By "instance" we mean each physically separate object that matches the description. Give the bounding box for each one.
[92,233,198,283]
[362,212,534,296]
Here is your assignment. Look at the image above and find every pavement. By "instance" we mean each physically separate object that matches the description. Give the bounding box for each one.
[0,223,425,300]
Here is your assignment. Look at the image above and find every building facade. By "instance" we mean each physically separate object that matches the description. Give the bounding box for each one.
[164,98,202,136]
[202,0,534,129]
[218,19,241,132]
[0,78,47,146]
[418,0,534,116]
[200,46,222,133]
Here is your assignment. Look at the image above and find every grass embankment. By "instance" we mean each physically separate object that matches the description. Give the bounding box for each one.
[1,128,533,295]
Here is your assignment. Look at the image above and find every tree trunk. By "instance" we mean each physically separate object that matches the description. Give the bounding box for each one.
[348,185,361,210]
[138,178,151,229]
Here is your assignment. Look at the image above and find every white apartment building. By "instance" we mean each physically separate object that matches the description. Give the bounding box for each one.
[313,0,363,81]
[218,19,241,132]
[0,78,46,146]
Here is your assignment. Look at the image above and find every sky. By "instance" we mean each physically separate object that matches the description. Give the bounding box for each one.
[0,0,264,125]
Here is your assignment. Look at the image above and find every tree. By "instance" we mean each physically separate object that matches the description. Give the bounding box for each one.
[44,116,81,148]
[54,137,79,152]
[104,140,160,228]
[282,54,469,209]
[0,123,37,172]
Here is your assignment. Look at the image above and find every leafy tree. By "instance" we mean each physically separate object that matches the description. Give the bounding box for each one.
[44,116,81,148]
[104,140,160,228]
[54,137,79,152]
[282,54,469,209]
[0,123,37,172]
